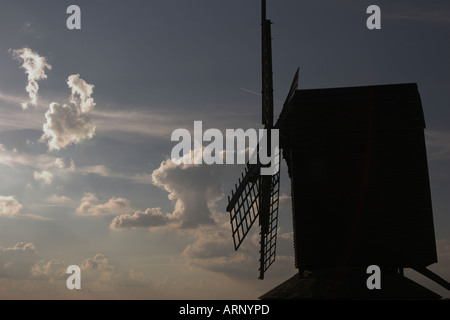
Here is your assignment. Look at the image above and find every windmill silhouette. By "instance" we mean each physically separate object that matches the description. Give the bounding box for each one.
[226,1,449,298]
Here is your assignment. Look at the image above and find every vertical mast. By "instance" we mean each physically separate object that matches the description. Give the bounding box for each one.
[261,0,274,128]
[259,0,274,279]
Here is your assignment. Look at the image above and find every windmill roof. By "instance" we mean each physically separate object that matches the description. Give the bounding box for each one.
[276,83,425,134]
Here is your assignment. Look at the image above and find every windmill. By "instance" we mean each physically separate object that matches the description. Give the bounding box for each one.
[226,2,450,298]
[226,0,286,280]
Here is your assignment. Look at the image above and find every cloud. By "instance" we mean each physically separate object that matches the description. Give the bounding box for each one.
[0,243,149,291]
[47,195,73,204]
[110,207,173,229]
[67,74,96,113]
[9,47,51,109]
[33,170,54,184]
[76,164,153,184]
[90,109,183,139]
[0,195,48,220]
[0,147,54,169]
[41,102,96,150]
[0,146,75,176]
[183,218,296,281]
[41,74,96,150]
[31,259,66,280]
[80,253,149,287]
[151,159,224,229]
[80,192,98,203]
[384,5,450,24]
[22,22,42,40]
[76,195,132,216]
[0,196,23,217]
[113,159,224,230]
[54,158,75,171]
[0,242,39,279]
[279,193,291,209]
[426,130,450,160]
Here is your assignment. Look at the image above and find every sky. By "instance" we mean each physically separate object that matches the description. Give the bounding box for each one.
[0,0,449,299]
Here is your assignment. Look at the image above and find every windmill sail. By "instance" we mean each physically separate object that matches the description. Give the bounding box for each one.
[259,168,280,278]
[227,163,261,250]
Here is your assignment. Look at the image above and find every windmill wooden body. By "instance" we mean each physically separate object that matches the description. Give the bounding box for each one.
[227,1,449,298]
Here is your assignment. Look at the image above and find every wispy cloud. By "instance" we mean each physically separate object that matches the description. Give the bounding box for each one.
[46,194,74,205]
[22,22,42,39]
[90,109,182,139]
[0,146,72,171]
[9,48,51,109]
[76,164,152,184]
[384,4,450,24]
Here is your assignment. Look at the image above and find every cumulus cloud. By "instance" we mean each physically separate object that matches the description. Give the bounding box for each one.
[33,170,54,184]
[9,47,51,109]
[151,159,224,229]
[41,102,96,150]
[0,196,23,216]
[112,159,224,229]
[81,192,98,203]
[110,207,173,229]
[0,195,47,220]
[67,74,96,113]
[0,242,39,279]
[40,74,96,150]
[31,259,67,281]
[0,243,149,292]
[76,195,132,216]
[80,253,149,287]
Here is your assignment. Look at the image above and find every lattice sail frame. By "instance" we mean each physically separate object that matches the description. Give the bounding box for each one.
[227,163,281,279]
[227,164,261,251]
[259,170,280,277]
